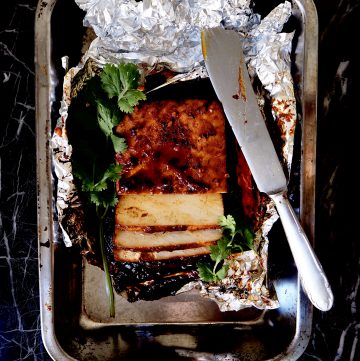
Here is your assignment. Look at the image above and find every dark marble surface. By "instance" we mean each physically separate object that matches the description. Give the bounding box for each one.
[0,0,359,360]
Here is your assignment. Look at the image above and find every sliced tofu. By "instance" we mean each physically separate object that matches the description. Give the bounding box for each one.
[115,225,220,232]
[115,193,223,227]
[114,229,222,251]
[114,246,212,262]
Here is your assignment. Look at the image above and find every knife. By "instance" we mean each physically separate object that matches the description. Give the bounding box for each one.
[202,27,333,311]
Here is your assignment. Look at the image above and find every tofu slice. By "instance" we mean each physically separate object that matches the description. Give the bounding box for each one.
[114,229,222,251]
[114,246,212,262]
[115,194,224,227]
[115,225,220,232]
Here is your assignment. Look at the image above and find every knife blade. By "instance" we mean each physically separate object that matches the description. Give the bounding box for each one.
[202,27,333,311]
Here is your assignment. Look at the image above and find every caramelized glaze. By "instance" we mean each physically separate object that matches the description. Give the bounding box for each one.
[115,99,228,194]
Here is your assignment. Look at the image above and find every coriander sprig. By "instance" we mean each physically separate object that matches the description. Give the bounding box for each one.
[96,102,128,154]
[197,215,254,283]
[100,63,146,113]
[72,63,146,317]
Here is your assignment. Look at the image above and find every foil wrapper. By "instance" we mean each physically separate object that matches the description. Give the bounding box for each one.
[52,0,298,311]
[76,0,258,71]
[51,62,95,253]
[77,0,295,167]
[51,65,81,247]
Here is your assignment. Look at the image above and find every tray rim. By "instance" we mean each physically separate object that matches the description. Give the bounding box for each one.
[35,0,318,359]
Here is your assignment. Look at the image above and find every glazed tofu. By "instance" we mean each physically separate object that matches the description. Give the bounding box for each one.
[113,99,227,262]
[115,99,227,194]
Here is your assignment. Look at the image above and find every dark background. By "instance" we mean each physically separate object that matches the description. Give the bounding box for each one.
[1,0,359,360]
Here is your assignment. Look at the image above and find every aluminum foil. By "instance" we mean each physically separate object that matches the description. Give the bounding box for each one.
[77,0,295,167]
[51,62,92,249]
[244,2,296,169]
[52,0,297,311]
[76,0,258,71]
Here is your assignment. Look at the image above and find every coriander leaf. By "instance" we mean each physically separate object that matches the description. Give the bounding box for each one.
[89,192,102,206]
[219,215,236,237]
[97,102,114,136]
[216,264,229,280]
[197,262,215,282]
[103,163,123,182]
[90,191,118,208]
[197,215,255,284]
[92,164,122,192]
[107,194,119,207]
[74,162,121,208]
[100,64,132,99]
[117,90,146,113]
[100,63,146,114]
[111,135,127,153]
[117,98,134,114]
[233,225,254,251]
[124,89,146,104]
[102,193,119,208]
[243,227,254,249]
[118,89,146,112]
[73,167,94,192]
[117,63,141,90]
[210,237,231,263]
[93,182,108,192]
[97,102,126,153]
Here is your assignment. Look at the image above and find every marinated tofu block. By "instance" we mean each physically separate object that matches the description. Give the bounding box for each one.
[113,99,226,268]
[115,99,227,194]
[114,229,222,251]
[115,194,224,227]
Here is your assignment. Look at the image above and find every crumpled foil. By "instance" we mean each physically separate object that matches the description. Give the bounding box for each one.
[76,0,257,71]
[51,62,90,249]
[52,0,297,311]
[77,0,295,168]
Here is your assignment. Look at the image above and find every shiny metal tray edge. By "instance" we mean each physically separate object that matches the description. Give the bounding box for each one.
[35,0,317,359]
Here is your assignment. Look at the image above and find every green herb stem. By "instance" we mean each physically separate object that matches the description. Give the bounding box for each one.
[97,206,115,318]
[212,260,220,275]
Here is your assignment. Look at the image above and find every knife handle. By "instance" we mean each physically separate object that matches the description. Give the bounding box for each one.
[270,192,334,311]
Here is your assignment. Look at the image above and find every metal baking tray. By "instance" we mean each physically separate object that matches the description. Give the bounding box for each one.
[35,0,318,359]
